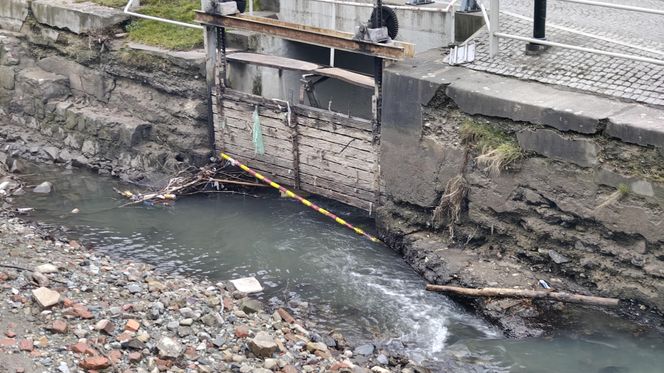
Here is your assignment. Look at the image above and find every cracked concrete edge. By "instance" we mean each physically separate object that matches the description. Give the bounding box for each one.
[386,50,664,148]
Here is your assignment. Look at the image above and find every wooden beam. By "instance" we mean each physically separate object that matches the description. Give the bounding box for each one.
[195,12,415,60]
[227,52,320,72]
[314,67,374,89]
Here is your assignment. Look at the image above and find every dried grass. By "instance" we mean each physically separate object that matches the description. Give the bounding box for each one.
[432,175,469,235]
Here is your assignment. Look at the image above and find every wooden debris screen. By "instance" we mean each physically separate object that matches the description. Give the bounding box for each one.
[213,89,379,211]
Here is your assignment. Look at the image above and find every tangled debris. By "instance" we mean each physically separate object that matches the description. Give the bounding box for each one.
[113,163,265,207]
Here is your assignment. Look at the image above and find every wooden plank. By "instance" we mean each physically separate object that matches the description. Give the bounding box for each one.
[223,121,375,175]
[227,52,320,72]
[222,90,371,132]
[221,150,375,210]
[224,138,375,191]
[313,67,374,89]
[223,107,374,153]
[195,12,415,60]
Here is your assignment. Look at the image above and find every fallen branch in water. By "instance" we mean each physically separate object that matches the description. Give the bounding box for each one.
[425,284,620,307]
[114,163,265,207]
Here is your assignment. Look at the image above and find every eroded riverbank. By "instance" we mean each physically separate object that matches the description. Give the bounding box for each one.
[1,216,417,373]
[3,161,664,373]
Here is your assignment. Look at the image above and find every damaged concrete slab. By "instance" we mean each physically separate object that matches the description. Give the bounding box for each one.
[31,0,129,35]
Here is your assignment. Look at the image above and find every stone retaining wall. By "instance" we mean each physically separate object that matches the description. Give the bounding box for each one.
[378,49,664,312]
[0,2,210,182]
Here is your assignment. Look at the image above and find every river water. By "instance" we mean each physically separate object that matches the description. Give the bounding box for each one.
[15,165,664,372]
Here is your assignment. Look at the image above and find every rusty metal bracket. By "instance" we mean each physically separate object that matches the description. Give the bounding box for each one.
[194,11,414,60]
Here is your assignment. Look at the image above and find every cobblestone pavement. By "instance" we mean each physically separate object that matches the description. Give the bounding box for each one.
[454,1,664,106]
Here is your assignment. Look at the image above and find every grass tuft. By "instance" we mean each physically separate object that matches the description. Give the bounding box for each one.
[461,119,522,175]
[595,184,630,212]
[79,0,128,7]
[86,0,204,50]
[127,0,203,50]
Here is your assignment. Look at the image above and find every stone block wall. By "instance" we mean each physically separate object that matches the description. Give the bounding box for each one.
[0,3,211,182]
[378,51,664,312]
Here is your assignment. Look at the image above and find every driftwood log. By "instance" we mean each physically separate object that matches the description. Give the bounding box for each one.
[425,284,620,307]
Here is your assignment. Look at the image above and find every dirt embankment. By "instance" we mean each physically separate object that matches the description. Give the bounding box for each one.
[376,202,664,339]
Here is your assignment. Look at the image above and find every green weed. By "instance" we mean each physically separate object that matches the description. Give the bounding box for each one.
[460,119,522,175]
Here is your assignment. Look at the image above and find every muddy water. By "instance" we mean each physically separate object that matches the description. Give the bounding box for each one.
[15,165,664,372]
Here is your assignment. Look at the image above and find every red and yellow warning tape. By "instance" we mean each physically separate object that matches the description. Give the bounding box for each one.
[220,152,381,243]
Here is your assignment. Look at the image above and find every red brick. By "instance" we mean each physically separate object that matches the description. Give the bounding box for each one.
[223,297,234,310]
[234,325,249,338]
[155,358,172,371]
[62,298,74,307]
[330,362,351,371]
[124,319,140,332]
[71,344,98,356]
[50,320,68,333]
[73,304,93,319]
[18,339,32,352]
[116,331,133,342]
[109,349,122,364]
[79,356,110,370]
[0,338,15,347]
[128,351,142,362]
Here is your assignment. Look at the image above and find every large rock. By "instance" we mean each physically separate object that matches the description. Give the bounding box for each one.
[0,66,15,90]
[33,181,53,194]
[34,263,58,273]
[32,287,61,308]
[0,0,29,32]
[16,68,69,103]
[248,331,277,358]
[156,336,182,359]
[31,0,129,35]
[37,56,114,102]
[517,129,598,168]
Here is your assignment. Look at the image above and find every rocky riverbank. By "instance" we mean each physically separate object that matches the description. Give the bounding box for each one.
[376,203,664,340]
[0,199,423,373]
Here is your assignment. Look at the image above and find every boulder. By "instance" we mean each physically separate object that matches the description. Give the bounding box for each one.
[248,331,277,358]
[241,298,263,314]
[33,181,53,194]
[354,344,374,356]
[34,263,58,273]
[32,287,61,308]
[157,336,182,359]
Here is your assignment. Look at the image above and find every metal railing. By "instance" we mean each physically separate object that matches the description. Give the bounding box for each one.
[485,0,664,66]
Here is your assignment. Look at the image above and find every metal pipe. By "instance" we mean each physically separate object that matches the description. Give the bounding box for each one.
[309,0,452,12]
[123,0,204,29]
[488,0,499,56]
[220,152,381,243]
[494,32,664,65]
[553,0,664,16]
[533,0,546,40]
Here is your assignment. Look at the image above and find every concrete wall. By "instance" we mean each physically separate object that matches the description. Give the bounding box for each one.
[378,49,664,311]
[279,0,454,53]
